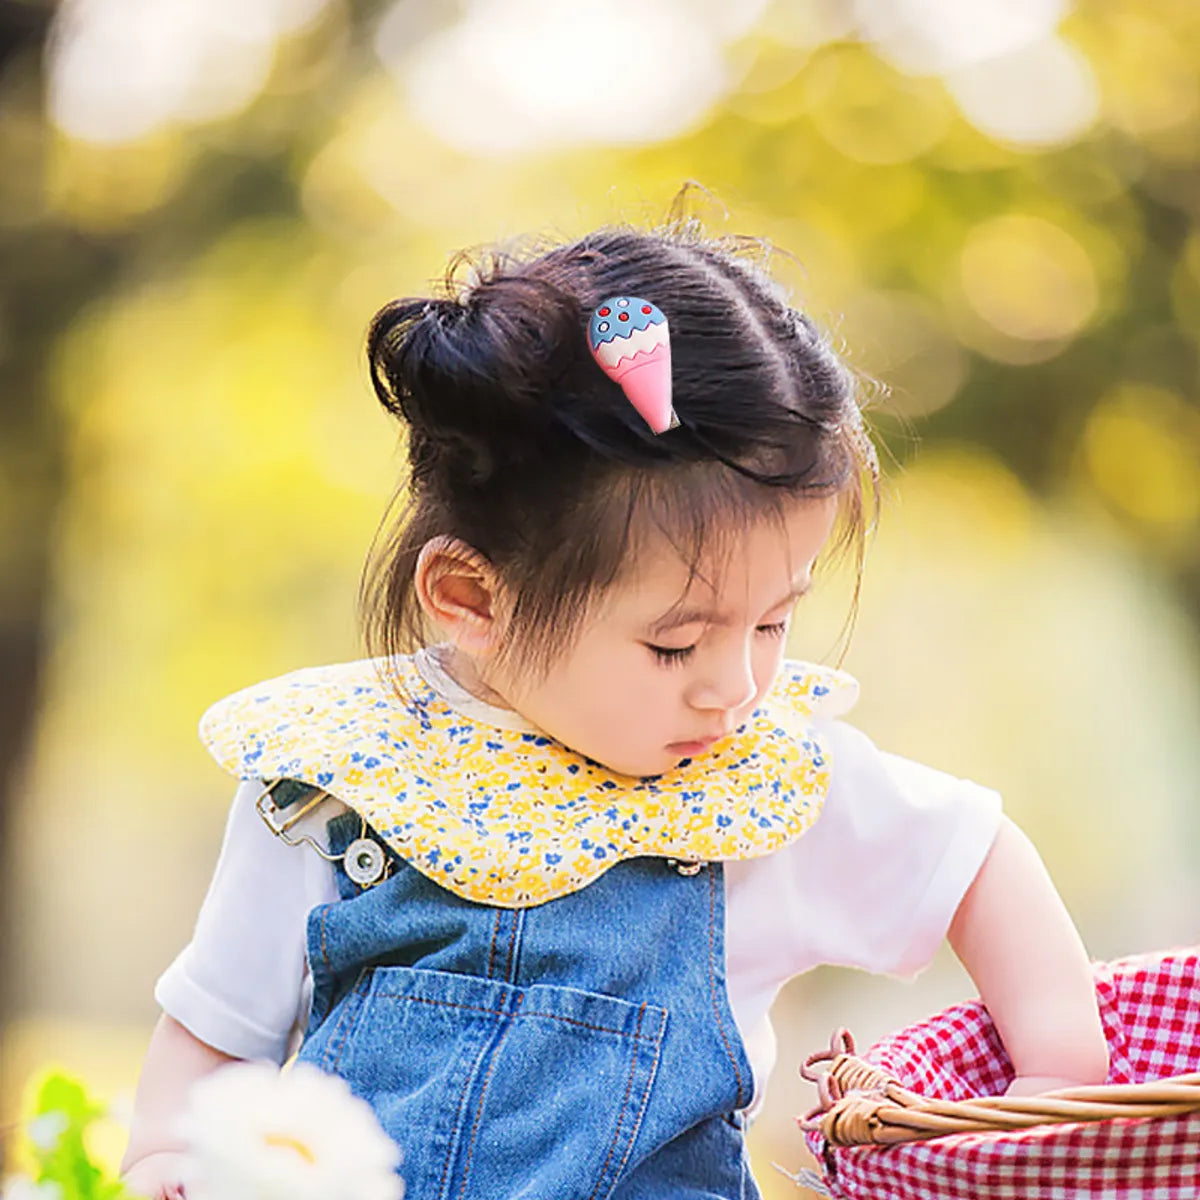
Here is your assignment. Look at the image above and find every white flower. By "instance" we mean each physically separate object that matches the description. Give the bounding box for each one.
[178,1062,403,1200]
[1,1178,62,1200]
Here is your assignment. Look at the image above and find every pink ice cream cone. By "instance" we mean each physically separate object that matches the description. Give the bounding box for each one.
[611,346,674,434]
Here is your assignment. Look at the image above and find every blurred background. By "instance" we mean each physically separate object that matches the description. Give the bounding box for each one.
[1,0,1198,1191]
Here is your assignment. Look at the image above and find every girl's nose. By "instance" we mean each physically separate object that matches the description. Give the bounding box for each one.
[687,648,757,714]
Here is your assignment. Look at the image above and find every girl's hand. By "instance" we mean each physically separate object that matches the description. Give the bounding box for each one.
[120,1149,189,1199]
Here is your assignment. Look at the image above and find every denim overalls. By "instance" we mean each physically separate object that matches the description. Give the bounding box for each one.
[285,798,760,1199]
[202,655,856,1197]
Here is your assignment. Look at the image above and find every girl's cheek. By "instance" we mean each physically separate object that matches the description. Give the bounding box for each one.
[754,640,786,694]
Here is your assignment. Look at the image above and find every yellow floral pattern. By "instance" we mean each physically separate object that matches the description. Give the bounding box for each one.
[198,655,859,907]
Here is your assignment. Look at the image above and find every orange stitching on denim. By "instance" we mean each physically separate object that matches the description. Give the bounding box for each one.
[486,909,504,980]
[516,1010,660,1040]
[327,968,367,1073]
[586,1002,646,1200]
[502,910,520,983]
[606,1005,664,1194]
[374,994,508,1018]
[318,905,331,973]
[371,991,661,1041]
[438,1030,486,1200]
[707,868,748,1108]
[457,992,522,1200]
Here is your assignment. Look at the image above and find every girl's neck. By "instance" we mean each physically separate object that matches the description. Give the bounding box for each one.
[427,644,517,713]
[413,644,536,735]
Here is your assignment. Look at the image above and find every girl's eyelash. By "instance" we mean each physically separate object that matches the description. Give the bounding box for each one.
[647,622,789,666]
[649,644,694,666]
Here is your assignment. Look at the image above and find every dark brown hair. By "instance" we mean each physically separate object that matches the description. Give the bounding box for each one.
[361,216,877,680]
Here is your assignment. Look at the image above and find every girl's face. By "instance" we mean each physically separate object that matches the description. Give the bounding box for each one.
[481,495,839,777]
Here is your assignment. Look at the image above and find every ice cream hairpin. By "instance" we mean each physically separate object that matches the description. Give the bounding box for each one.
[587,297,679,434]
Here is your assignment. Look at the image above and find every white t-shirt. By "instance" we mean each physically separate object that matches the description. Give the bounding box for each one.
[157,652,1002,1101]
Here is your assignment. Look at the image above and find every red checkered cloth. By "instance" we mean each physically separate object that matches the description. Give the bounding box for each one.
[802,949,1200,1200]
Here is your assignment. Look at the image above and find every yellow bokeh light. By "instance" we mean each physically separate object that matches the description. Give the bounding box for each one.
[45,221,394,756]
[46,129,193,231]
[893,445,1035,561]
[838,289,967,418]
[1094,12,1200,140]
[960,213,1098,343]
[1083,385,1200,529]
[805,46,953,165]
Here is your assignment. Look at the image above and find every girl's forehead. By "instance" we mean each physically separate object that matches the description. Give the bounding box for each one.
[609,496,837,612]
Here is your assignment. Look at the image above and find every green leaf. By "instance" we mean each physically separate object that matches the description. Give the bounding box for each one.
[19,1071,133,1200]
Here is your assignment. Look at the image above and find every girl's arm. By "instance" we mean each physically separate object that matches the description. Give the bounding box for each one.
[119,1013,242,1197]
[948,815,1109,1095]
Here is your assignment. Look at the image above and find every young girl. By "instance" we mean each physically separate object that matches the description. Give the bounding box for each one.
[120,222,1109,1199]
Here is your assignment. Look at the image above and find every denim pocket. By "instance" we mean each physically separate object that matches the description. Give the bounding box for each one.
[306,964,667,1200]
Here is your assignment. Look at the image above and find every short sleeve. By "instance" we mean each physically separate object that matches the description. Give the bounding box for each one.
[726,720,1004,1006]
[154,780,339,1062]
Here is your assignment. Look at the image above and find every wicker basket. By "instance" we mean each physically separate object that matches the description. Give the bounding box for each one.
[800,949,1200,1199]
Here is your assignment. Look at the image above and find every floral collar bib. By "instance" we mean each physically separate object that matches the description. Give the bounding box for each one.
[199,654,859,907]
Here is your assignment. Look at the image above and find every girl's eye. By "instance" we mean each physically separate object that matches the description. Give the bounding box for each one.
[648,622,785,665]
[647,643,696,666]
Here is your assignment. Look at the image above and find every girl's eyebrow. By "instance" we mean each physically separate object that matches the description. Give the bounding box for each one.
[647,580,812,635]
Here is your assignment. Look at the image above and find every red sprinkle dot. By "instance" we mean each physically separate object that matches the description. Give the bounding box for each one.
[619,312,629,321]
[598,306,610,317]
[642,305,652,314]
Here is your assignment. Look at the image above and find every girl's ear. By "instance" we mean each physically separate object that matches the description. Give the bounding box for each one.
[414,536,505,656]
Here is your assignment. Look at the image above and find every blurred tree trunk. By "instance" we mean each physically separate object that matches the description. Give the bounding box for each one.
[0,1,78,1167]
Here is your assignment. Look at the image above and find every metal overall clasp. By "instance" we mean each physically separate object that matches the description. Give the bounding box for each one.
[254,780,393,888]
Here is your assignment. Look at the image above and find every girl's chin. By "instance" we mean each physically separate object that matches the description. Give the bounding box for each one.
[588,749,681,779]
[565,736,697,779]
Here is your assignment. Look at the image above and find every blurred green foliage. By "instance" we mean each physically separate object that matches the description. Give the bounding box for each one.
[7,1071,133,1199]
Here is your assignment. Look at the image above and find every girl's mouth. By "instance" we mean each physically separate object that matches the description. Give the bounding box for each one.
[667,736,719,757]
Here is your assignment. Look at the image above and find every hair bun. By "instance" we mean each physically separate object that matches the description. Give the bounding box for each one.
[367,274,581,482]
